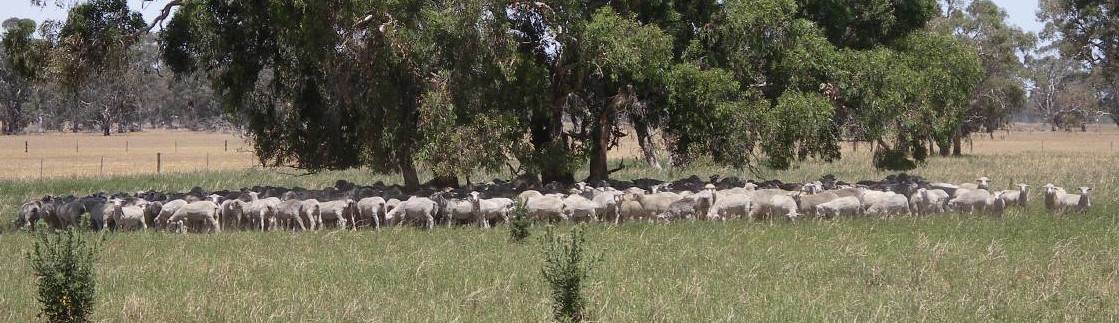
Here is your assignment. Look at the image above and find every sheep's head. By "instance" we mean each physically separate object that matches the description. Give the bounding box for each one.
[1078,187,1092,195]
[976,176,991,190]
[1018,183,1029,192]
[1043,183,1058,196]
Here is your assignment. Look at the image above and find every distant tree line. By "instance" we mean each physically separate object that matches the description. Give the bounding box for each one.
[1,15,228,135]
[1,0,1112,188]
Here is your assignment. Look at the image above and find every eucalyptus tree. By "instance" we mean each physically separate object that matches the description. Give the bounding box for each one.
[1039,0,1119,125]
[1,18,46,134]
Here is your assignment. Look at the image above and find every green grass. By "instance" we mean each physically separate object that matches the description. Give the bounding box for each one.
[0,210,1116,321]
[0,150,1117,320]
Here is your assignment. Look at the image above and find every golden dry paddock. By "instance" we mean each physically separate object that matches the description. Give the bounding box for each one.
[1,124,1118,179]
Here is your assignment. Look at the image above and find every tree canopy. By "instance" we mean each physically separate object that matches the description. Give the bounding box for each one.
[5,0,999,189]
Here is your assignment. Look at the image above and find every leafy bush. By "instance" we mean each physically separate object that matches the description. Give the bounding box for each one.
[509,199,531,243]
[27,224,103,323]
[541,226,597,322]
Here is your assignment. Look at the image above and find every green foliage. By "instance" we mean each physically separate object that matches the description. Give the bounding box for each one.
[764,91,838,169]
[541,226,597,323]
[509,199,531,243]
[795,0,938,49]
[1039,0,1118,80]
[2,18,47,81]
[663,63,760,167]
[54,0,145,89]
[27,225,103,323]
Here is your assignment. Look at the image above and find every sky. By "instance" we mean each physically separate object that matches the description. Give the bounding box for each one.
[4,0,1046,35]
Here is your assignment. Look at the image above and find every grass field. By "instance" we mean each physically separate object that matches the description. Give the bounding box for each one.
[0,125,1117,321]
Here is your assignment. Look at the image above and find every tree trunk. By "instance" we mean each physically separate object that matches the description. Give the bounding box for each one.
[952,132,962,156]
[531,90,575,185]
[401,160,420,193]
[632,116,661,169]
[587,108,610,182]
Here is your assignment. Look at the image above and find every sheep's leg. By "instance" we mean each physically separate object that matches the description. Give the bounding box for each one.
[208,215,221,233]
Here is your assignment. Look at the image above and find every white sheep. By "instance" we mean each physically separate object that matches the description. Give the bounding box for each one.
[356,196,387,229]
[468,192,513,228]
[749,194,798,221]
[318,199,356,229]
[705,192,751,221]
[562,194,599,223]
[792,191,839,218]
[108,198,148,231]
[165,201,221,233]
[267,199,307,230]
[613,193,645,224]
[383,196,438,229]
[443,196,482,227]
[1044,184,1091,213]
[909,188,949,215]
[948,189,993,213]
[636,191,684,220]
[999,183,1029,207]
[299,199,322,230]
[814,196,863,218]
[864,194,911,216]
[154,199,188,229]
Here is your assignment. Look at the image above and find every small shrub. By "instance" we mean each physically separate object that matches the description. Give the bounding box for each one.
[27,223,104,323]
[509,199,531,242]
[541,226,597,323]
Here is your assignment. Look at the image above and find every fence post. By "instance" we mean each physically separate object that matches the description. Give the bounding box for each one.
[100,156,104,176]
[25,140,28,153]
[75,139,79,153]
[126,140,129,152]
[206,153,210,171]
[224,140,228,152]
[174,141,177,152]
[39,158,43,179]
[157,153,161,174]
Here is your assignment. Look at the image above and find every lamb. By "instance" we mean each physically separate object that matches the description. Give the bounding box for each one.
[592,190,624,223]
[864,194,911,216]
[858,189,898,209]
[218,199,249,230]
[108,198,148,231]
[814,196,863,218]
[299,199,322,230]
[614,194,646,224]
[318,199,356,229]
[355,196,387,229]
[999,183,1029,207]
[986,191,1007,215]
[267,199,307,230]
[909,188,949,215]
[383,196,438,229]
[749,194,798,221]
[526,194,566,222]
[468,192,514,228]
[165,201,221,233]
[704,193,751,221]
[958,176,991,191]
[245,197,281,230]
[443,196,481,227]
[656,197,703,222]
[948,189,993,213]
[1045,184,1091,213]
[562,194,599,223]
[154,199,188,229]
[635,191,684,219]
[791,191,839,218]
[1042,184,1063,211]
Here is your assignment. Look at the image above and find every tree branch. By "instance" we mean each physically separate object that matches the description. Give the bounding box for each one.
[128,0,184,42]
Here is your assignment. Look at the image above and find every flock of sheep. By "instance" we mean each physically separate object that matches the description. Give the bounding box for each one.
[13,174,1094,233]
